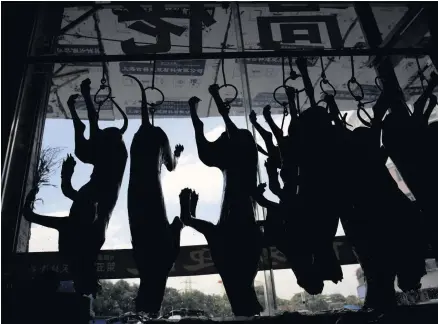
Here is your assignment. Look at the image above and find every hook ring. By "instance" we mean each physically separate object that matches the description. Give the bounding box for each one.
[320,79,336,97]
[347,79,364,102]
[94,84,112,106]
[144,86,165,107]
[357,103,373,128]
[273,85,290,108]
[218,84,238,106]
[283,76,305,93]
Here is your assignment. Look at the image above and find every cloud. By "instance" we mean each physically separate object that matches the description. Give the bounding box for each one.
[29,211,68,252]
[29,119,357,299]
[161,152,223,205]
[205,125,225,141]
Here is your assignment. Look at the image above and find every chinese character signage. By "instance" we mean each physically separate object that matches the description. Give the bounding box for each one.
[75,95,113,111]
[48,4,426,121]
[13,237,364,280]
[119,60,206,76]
[112,4,216,54]
[57,45,102,66]
[126,101,190,117]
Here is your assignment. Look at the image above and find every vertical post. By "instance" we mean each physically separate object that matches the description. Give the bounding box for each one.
[190,4,204,55]
[1,3,64,260]
[354,2,409,116]
[231,2,278,315]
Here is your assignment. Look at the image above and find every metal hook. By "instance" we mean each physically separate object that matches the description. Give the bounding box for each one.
[273,85,289,109]
[144,86,165,108]
[145,58,165,117]
[347,79,365,102]
[375,76,384,92]
[281,56,304,92]
[357,102,373,128]
[218,83,238,106]
[347,55,365,102]
[319,56,336,97]
[94,80,112,115]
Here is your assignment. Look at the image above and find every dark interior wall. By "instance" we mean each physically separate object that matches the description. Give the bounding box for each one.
[1,2,38,171]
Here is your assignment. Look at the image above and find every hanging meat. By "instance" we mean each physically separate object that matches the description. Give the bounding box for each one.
[23,78,129,301]
[251,84,324,294]
[126,75,184,317]
[291,57,344,285]
[184,89,263,317]
[382,72,438,262]
[323,89,426,310]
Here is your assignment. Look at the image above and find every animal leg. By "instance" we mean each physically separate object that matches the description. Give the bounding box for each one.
[263,105,284,144]
[23,210,67,231]
[249,110,278,160]
[189,97,225,168]
[80,78,99,139]
[67,94,93,164]
[209,84,239,138]
[60,154,78,201]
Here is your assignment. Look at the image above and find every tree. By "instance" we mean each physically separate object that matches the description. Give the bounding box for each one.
[93,280,362,317]
[255,285,266,308]
[328,293,346,304]
[345,295,363,306]
[94,280,234,318]
[289,292,330,312]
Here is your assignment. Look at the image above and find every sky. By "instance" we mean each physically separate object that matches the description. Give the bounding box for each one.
[29,113,360,300]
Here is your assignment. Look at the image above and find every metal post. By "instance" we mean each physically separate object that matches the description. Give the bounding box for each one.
[232,2,277,316]
[367,4,428,69]
[2,3,64,260]
[354,2,409,116]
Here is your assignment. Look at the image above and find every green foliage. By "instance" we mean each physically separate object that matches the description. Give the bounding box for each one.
[34,146,63,190]
[32,146,63,206]
[93,280,363,318]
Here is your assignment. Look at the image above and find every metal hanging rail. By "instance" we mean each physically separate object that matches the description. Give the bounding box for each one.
[28,47,431,64]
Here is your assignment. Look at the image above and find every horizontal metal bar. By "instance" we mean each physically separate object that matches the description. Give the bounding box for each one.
[27,47,431,64]
[60,2,406,10]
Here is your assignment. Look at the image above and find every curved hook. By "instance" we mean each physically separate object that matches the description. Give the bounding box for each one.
[319,56,336,97]
[347,55,365,104]
[110,97,129,134]
[320,79,336,97]
[218,83,238,106]
[273,85,289,109]
[123,74,148,125]
[347,78,365,102]
[144,86,165,107]
[357,102,373,128]
[94,82,112,112]
[375,76,384,92]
